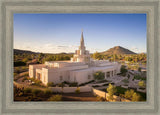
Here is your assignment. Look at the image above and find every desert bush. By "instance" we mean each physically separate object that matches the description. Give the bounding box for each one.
[75,87,80,94]
[24,88,32,94]
[48,95,62,101]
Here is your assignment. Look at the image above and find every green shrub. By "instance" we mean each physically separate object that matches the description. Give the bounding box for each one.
[75,87,80,94]
[120,65,128,74]
[102,83,109,86]
[23,73,29,77]
[79,80,95,86]
[44,89,52,96]
[14,61,26,67]
[92,85,100,87]
[115,86,127,95]
[69,82,78,87]
[122,79,129,83]
[32,89,42,96]
[58,83,65,87]
[24,88,32,94]
[138,81,146,87]
[48,95,62,101]
[93,71,105,81]
[134,74,146,80]
[14,73,18,77]
[47,82,54,87]
[22,77,28,82]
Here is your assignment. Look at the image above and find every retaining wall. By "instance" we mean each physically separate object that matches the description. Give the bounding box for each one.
[49,86,92,93]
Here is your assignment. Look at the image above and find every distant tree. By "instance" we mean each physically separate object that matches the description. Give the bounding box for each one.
[14,61,26,67]
[22,58,29,63]
[92,52,103,60]
[106,84,117,100]
[93,71,105,81]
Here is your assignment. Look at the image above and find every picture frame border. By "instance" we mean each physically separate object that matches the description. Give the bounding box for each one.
[0,0,159,114]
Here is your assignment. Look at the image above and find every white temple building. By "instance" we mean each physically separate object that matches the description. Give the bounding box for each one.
[29,31,121,85]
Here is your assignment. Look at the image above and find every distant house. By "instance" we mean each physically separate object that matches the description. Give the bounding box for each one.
[29,31,121,85]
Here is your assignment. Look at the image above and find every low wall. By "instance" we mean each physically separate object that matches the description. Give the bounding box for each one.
[13,81,28,88]
[92,88,130,102]
[49,86,92,93]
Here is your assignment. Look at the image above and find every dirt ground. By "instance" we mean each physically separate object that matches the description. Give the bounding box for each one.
[61,92,98,101]
[14,92,98,102]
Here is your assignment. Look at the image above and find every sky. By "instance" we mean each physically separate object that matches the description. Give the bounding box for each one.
[14,13,146,53]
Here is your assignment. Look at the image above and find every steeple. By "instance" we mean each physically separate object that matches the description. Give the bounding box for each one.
[80,29,85,48]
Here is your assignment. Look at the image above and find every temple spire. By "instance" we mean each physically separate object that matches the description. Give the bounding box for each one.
[80,29,84,48]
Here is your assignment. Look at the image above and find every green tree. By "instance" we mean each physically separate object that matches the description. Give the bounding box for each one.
[124,89,134,99]
[138,81,145,87]
[107,84,117,100]
[132,93,140,101]
[120,65,128,74]
[93,71,105,81]
[138,67,141,72]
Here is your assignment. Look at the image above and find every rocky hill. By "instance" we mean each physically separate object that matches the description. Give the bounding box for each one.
[101,46,136,55]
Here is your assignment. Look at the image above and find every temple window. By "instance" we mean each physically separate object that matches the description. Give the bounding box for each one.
[107,72,110,77]
[60,76,63,81]
[88,75,91,79]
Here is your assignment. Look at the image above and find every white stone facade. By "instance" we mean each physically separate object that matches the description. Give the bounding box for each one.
[29,31,121,85]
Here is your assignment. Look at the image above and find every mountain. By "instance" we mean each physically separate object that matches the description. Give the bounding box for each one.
[14,49,38,54]
[14,49,74,55]
[101,46,136,55]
